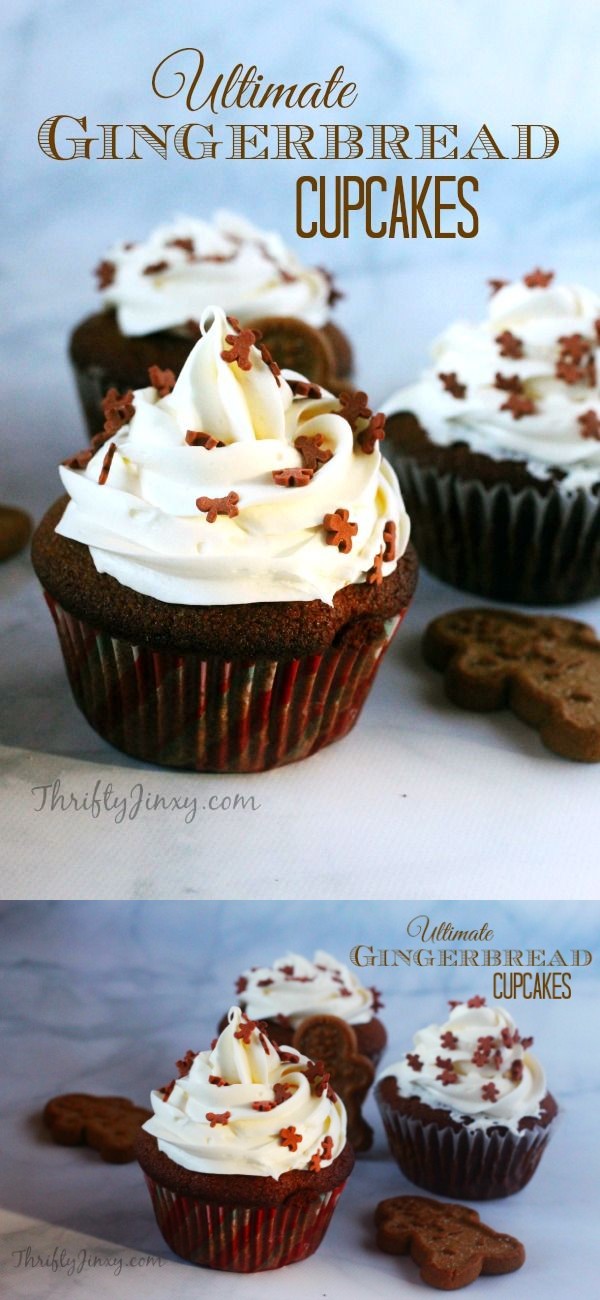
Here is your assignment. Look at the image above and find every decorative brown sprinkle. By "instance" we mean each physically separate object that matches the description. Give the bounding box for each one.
[494,372,524,394]
[406,1053,423,1072]
[294,434,333,471]
[317,265,344,306]
[196,491,240,523]
[143,260,169,276]
[496,330,524,359]
[279,1125,302,1152]
[308,1152,322,1172]
[220,328,257,371]
[208,1076,228,1087]
[101,387,135,434]
[304,1061,330,1097]
[523,268,554,288]
[233,1015,257,1044]
[578,409,600,440]
[98,442,117,485]
[501,1028,517,1048]
[185,431,225,449]
[556,359,587,386]
[94,259,116,289]
[500,392,537,419]
[252,1100,276,1112]
[509,1060,524,1082]
[520,1036,534,1050]
[440,1031,458,1050]
[481,1082,499,1102]
[321,1136,334,1160]
[438,372,466,400]
[369,987,384,1012]
[177,1050,198,1076]
[206,1111,231,1127]
[558,333,592,364]
[468,996,486,1008]
[492,1049,503,1070]
[277,1049,300,1064]
[257,341,281,385]
[338,389,372,430]
[272,467,315,487]
[323,508,358,554]
[472,1036,495,1068]
[488,278,508,295]
[382,520,397,563]
[357,412,386,453]
[166,237,195,255]
[62,447,93,470]
[448,1000,462,1009]
[436,1065,459,1086]
[367,550,384,586]
[273,1082,293,1105]
[289,379,323,400]
[161,1079,176,1100]
[148,365,176,396]
[235,975,247,994]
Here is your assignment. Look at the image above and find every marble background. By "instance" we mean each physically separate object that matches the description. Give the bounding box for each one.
[1,901,599,1296]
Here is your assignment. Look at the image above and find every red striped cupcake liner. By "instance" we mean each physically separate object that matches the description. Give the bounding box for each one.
[377,1096,554,1200]
[142,1174,346,1271]
[44,593,405,770]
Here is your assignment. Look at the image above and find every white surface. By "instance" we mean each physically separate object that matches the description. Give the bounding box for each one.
[1,901,598,1298]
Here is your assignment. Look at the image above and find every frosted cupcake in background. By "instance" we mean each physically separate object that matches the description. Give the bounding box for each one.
[376,997,558,1200]
[230,950,387,1065]
[32,307,416,771]
[135,1007,354,1271]
[384,270,600,603]
[70,211,353,436]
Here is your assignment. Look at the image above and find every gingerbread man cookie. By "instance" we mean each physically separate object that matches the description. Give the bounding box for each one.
[423,608,600,762]
[375,1195,525,1290]
[293,1015,374,1152]
[43,1093,152,1164]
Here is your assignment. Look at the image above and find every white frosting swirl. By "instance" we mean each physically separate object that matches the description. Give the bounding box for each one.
[142,1007,347,1177]
[378,1001,547,1134]
[238,950,378,1027]
[57,307,408,605]
[99,211,331,335]
[384,275,600,492]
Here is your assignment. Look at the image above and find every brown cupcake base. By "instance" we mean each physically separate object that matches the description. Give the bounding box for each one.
[69,310,353,439]
[376,1076,558,1201]
[386,412,600,605]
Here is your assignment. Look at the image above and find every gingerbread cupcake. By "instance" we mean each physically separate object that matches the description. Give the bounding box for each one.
[70,211,352,436]
[384,271,600,603]
[33,307,415,770]
[376,998,557,1200]
[135,1007,354,1271]
[230,950,387,1066]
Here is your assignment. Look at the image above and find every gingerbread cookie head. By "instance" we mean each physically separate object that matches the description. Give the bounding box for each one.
[375,1195,525,1290]
[43,1093,152,1164]
[293,1014,375,1153]
[423,607,600,762]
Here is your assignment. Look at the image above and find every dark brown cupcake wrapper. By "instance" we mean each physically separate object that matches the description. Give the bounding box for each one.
[45,594,405,771]
[377,1096,554,1200]
[388,452,600,605]
[143,1173,346,1271]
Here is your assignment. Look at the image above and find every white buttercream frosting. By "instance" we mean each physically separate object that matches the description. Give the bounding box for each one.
[238,950,380,1028]
[378,1000,548,1134]
[142,1006,347,1177]
[98,211,332,335]
[57,306,408,606]
[383,274,600,492]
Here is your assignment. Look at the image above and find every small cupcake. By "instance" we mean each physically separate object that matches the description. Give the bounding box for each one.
[135,1007,354,1271]
[376,997,557,1200]
[230,950,387,1066]
[384,270,600,604]
[70,211,352,437]
[32,308,416,771]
